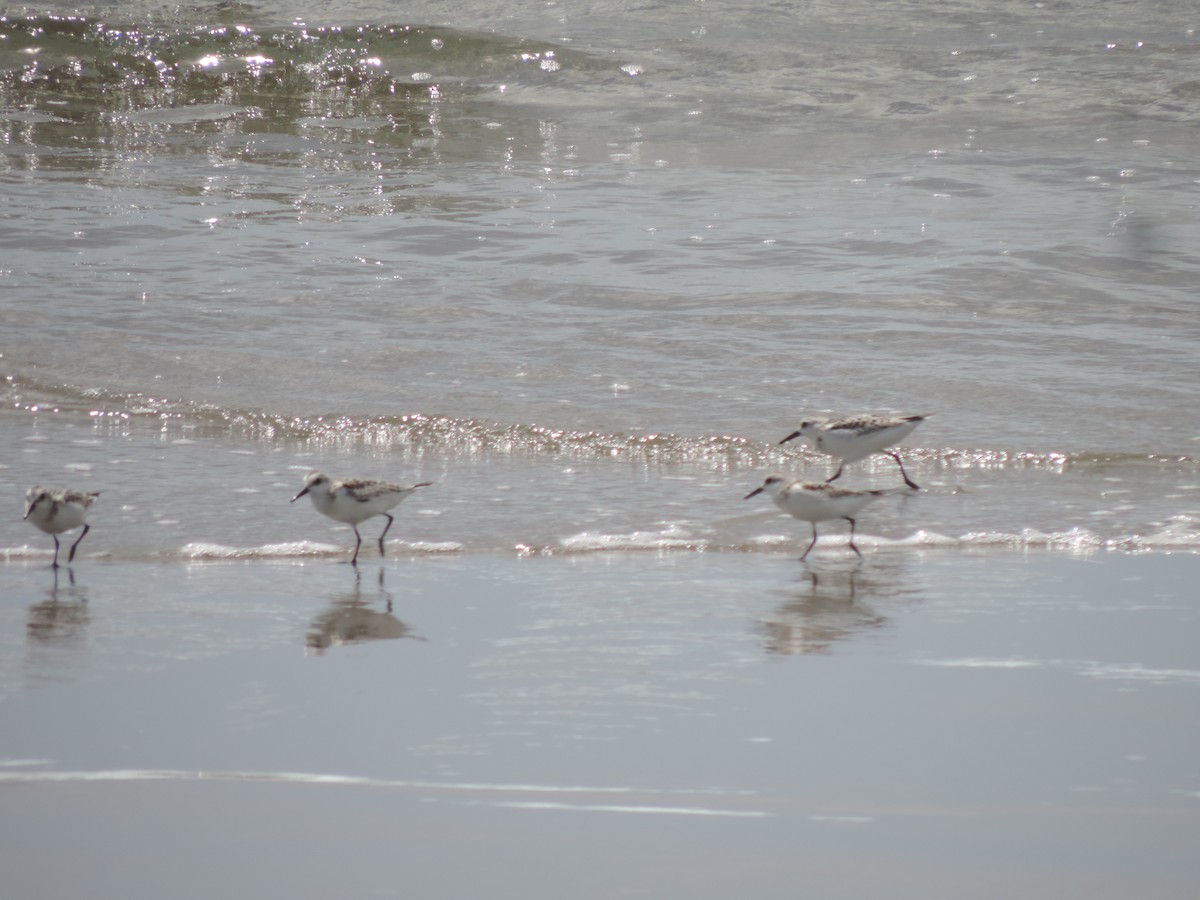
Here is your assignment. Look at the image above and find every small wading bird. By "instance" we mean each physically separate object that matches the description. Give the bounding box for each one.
[292,471,432,565]
[24,486,100,568]
[745,475,887,561]
[779,413,929,490]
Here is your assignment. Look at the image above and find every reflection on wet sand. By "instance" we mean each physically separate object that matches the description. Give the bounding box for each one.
[756,566,892,656]
[306,567,423,653]
[26,567,90,647]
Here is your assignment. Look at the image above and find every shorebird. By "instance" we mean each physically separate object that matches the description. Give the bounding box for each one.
[745,475,887,561]
[291,471,432,564]
[24,486,100,568]
[779,413,929,490]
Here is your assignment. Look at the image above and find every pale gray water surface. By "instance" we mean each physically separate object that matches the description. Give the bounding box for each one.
[2,1,1200,894]
[1,553,1198,898]
[3,0,1199,454]
[2,0,1199,559]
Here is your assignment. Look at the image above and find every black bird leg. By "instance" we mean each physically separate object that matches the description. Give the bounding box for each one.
[68,524,90,563]
[887,451,920,490]
[847,517,862,558]
[799,524,820,561]
[378,513,395,556]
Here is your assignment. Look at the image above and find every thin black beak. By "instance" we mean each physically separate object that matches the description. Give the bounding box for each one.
[744,487,764,500]
[291,488,309,503]
[778,431,801,445]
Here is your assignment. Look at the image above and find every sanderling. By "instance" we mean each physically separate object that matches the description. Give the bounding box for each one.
[779,413,929,490]
[744,475,887,561]
[24,486,100,568]
[291,470,432,565]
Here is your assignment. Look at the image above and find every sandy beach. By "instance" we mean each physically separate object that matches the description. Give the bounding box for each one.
[2,551,1197,899]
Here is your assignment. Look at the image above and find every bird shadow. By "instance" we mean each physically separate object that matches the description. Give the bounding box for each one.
[27,567,91,647]
[305,567,426,654]
[754,556,921,657]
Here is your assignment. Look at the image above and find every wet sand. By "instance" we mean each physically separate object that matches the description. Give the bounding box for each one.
[1,551,1197,899]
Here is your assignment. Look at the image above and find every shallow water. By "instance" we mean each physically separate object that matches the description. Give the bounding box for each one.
[3,375,1199,562]
[2,1,1199,893]
[1,552,1198,898]
[2,0,1199,558]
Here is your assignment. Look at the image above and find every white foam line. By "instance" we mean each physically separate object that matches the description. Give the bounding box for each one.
[0,768,768,811]
[0,770,513,789]
[495,801,769,818]
[915,658,1041,669]
[1081,664,1200,683]
[914,658,1200,685]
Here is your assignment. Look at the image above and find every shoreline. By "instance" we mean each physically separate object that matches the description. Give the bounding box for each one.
[3,520,1198,898]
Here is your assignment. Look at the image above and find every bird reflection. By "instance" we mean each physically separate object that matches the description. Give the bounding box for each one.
[306,567,423,653]
[757,567,890,656]
[27,567,90,646]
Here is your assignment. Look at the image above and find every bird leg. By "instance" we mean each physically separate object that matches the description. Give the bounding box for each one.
[52,535,61,569]
[887,451,920,490]
[825,461,846,483]
[799,524,820,561]
[846,517,863,558]
[351,525,363,566]
[378,513,395,556]
[68,524,90,563]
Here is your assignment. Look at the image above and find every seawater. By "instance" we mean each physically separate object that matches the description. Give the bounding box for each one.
[2,0,1198,560]
[2,552,1199,899]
